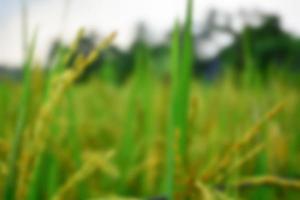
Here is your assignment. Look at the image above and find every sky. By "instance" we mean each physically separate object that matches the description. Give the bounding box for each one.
[0,0,300,67]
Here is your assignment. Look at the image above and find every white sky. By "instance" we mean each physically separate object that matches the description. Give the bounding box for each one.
[0,0,300,66]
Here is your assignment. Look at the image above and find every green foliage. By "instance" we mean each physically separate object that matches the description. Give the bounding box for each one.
[164,0,194,198]
[4,32,37,200]
[116,40,155,194]
[1,1,300,200]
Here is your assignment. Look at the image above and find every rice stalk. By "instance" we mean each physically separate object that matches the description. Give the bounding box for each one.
[194,181,214,200]
[163,19,180,198]
[116,41,153,193]
[4,31,37,200]
[234,176,300,190]
[215,143,265,183]
[18,32,116,199]
[51,150,117,200]
[90,196,141,200]
[202,101,285,181]
[164,0,193,198]
[41,28,85,200]
[175,0,193,164]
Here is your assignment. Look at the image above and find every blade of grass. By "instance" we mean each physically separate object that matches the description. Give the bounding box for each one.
[66,90,87,199]
[25,29,86,200]
[164,0,193,198]
[177,0,193,161]
[116,44,145,193]
[4,31,37,200]
[164,19,180,197]
[0,84,9,138]
[21,32,116,200]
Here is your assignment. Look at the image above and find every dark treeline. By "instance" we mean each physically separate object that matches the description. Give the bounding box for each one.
[1,10,300,84]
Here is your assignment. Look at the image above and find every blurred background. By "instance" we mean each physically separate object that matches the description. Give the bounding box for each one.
[1,0,300,83]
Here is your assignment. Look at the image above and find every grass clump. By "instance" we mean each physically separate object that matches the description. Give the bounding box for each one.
[1,0,300,200]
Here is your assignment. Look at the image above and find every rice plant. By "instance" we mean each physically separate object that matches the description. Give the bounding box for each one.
[4,31,37,200]
[1,0,300,199]
[164,0,193,198]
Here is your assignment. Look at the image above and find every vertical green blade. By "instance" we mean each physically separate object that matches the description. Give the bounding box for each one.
[164,0,194,198]
[177,0,193,161]
[164,20,180,198]
[4,32,37,200]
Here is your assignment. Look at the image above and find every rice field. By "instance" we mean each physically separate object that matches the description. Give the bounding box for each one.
[1,0,300,199]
